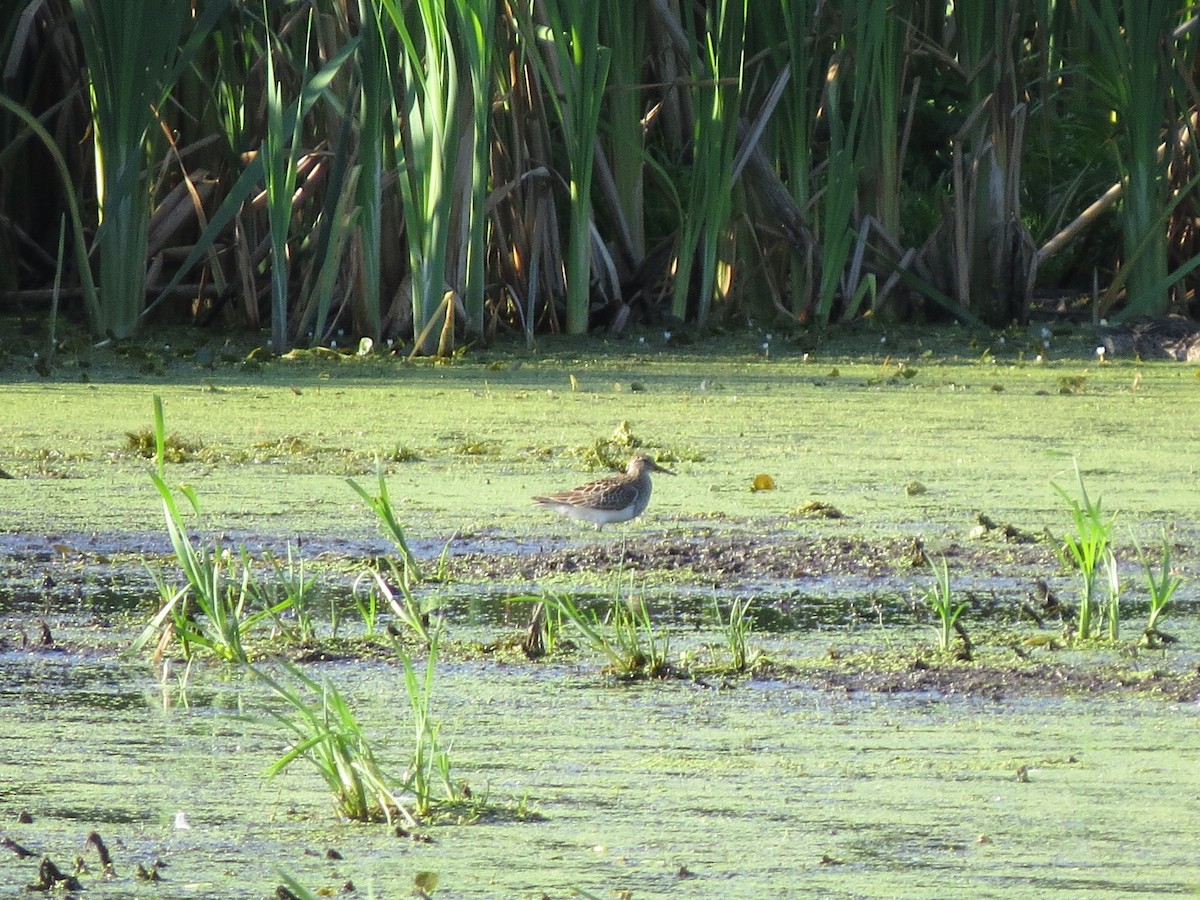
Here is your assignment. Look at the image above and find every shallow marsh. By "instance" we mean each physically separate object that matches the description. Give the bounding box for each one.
[1,623,1199,897]
[1,325,1199,547]
[2,325,1200,896]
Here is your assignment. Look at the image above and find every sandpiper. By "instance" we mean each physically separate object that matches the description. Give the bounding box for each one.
[533,453,674,529]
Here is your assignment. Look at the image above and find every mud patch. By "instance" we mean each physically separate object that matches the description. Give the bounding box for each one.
[453,530,1054,580]
[796,654,1200,702]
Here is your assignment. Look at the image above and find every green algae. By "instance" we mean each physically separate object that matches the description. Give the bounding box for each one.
[2,630,1199,898]
[1,327,1198,547]
[2,327,1200,896]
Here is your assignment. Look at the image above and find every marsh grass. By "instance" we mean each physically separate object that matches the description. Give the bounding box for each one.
[66,0,199,337]
[536,601,565,657]
[261,544,320,645]
[351,574,380,639]
[133,397,302,661]
[1101,547,1121,641]
[1135,530,1183,646]
[348,462,424,582]
[610,594,671,678]
[356,561,441,645]
[921,555,968,654]
[12,2,1200,347]
[257,660,413,826]
[139,543,294,662]
[259,637,466,826]
[540,591,672,680]
[1052,460,1118,639]
[395,638,459,819]
[260,11,307,352]
[717,596,760,673]
[379,0,462,354]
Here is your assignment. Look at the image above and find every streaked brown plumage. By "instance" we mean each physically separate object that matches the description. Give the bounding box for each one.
[533,454,674,529]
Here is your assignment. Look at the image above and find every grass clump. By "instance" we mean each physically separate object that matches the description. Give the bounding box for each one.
[261,544,320,645]
[540,592,673,680]
[258,660,412,825]
[258,636,465,825]
[139,542,299,663]
[921,555,969,657]
[395,640,461,819]
[1052,459,1118,640]
[132,397,307,662]
[716,596,761,673]
[1135,530,1183,649]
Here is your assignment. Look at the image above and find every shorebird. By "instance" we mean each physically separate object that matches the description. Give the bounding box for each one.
[533,453,674,529]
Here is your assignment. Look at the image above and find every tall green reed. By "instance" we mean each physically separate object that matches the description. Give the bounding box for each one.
[261,7,309,352]
[671,0,747,326]
[1081,0,1174,318]
[294,115,359,345]
[381,0,460,354]
[599,0,648,266]
[0,96,98,324]
[15,1,1200,343]
[812,0,884,324]
[143,31,358,329]
[770,0,821,317]
[948,2,1034,326]
[67,0,217,337]
[453,0,497,335]
[351,0,389,344]
[516,1,610,334]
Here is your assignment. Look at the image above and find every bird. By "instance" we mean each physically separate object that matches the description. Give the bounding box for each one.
[533,453,674,530]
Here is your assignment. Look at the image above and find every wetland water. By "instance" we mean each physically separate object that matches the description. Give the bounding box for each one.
[3,333,1200,896]
[1,603,1199,898]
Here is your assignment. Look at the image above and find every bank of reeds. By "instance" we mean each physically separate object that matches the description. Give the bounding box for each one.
[4,2,1200,349]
